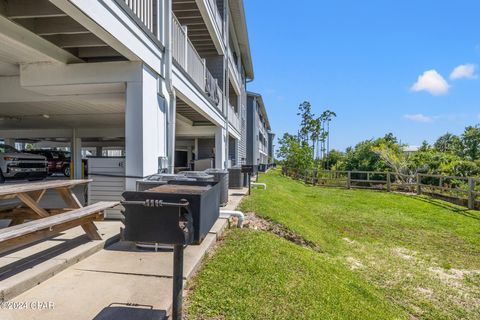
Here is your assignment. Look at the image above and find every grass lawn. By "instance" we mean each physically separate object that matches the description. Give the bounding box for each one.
[187,170,480,320]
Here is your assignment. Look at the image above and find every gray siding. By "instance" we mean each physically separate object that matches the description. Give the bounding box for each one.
[205,56,224,87]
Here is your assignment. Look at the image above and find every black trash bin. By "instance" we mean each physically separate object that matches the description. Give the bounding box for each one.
[136,174,196,191]
[228,167,243,189]
[205,169,229,206]
[178,171,215,182]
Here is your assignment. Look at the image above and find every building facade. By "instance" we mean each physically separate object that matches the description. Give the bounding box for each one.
[246,92,274,167]
[0,0,257,189]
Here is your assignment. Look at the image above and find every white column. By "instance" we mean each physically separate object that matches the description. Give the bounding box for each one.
[71,129,82,179]
[194,138,199,160]
[125,65,167,190]
[215,126,226,169]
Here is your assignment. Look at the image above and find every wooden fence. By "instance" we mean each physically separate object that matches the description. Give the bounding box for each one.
[282,167,480,210]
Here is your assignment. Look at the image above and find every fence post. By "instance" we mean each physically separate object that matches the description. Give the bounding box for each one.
[387,173,391,192]
[347,171,351,189]
[416,173,421,195]
[183,26,188,69]
[468,178,475,210]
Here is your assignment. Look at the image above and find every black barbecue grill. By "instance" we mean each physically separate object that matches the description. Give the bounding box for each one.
[121,181,221,320]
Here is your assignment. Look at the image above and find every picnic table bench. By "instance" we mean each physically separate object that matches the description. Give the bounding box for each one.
[0,180,120,253]
[0,179,92,225]
[0,201,118,253]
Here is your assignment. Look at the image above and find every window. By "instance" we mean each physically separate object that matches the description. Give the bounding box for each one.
[0,144,19,153]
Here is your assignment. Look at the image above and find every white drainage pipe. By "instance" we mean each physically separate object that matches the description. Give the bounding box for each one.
[219,210,245,228]
[251,182,267,190]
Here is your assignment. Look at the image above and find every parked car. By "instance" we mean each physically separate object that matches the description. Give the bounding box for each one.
[24,150,88,177]
[0,144,48,183]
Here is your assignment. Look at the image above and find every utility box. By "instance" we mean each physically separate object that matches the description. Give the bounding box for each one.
[88,157,125,219]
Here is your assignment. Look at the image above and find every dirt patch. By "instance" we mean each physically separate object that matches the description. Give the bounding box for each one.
[342,237,356,245]
[346,257,364,270]
[243,213,322,252]
[393,247,417,261]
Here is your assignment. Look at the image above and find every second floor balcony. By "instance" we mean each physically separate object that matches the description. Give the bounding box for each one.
[172,15,224,113]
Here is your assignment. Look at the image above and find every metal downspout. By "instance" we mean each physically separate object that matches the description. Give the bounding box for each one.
[165,0,176,174]
[223,0,230,169]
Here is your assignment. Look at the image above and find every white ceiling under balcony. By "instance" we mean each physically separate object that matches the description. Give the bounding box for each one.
[0,0,126,62]
[0,98,125,130]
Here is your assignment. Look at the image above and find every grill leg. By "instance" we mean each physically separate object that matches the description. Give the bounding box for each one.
[172,244,184,320]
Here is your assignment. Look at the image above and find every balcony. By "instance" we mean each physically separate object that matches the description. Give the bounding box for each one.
[122,0,157,35]
[172,14,223,114]
[172,0,224,55]
[206,0,224,37]
[228,104,241,132]
[228,49,243,93]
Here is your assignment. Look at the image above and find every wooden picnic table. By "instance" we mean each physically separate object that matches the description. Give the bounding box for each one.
[0,179,102,239]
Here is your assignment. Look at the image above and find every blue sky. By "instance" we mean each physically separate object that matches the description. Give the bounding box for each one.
[244,0,480,151]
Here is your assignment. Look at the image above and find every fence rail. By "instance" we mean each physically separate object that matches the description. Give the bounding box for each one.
[282,167,480,210]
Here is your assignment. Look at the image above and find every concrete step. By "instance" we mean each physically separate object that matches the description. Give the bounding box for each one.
[0,221,122,302]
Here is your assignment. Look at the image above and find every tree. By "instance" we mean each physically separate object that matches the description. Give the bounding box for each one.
[297,101,314,144]
[342,133,401,172]
[419,140,431,152]
[277,133,314,173]
[319,110,337,164]
[323,149,345,170]
[434,133,461,154]
[461,125,480,160]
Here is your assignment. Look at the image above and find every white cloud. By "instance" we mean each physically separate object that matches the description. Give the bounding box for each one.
[411,70,450,96]
[404,114,433,123]
[450,64,478,80]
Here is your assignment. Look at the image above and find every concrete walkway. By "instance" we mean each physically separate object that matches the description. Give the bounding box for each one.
[0,188,247,320]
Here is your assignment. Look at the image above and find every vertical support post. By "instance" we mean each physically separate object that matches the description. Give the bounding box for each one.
[416,173,421,195]
[347,171,351,189]
[215,127,226,169]
[439,177,444,192]
[194,138,199,161]
[468,178,475,210]
[183,26,188,69]
[387,173,391,192]
[172,244,184,320]
[248,172,251,195]
[71,129,82,180]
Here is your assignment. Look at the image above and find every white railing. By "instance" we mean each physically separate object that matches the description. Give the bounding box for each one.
[172,14,224,113]
[206,0,223,35]
[228,49,242,87]
[172,16,186,67]
[187,38,206,89]
[172,15,205,89]
[123,0,156,34]
[228,104,241,131]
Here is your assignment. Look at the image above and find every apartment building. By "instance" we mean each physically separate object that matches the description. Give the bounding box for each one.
[0,0,253,189]
[246,92,274,168]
